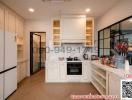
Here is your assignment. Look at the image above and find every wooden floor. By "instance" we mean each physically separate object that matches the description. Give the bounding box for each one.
[7,69,101,100]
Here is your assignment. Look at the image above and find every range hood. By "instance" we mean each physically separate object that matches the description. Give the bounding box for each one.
[60,15,86,43]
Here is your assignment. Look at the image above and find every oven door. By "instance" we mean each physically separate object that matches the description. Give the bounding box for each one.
[67,62,82,75]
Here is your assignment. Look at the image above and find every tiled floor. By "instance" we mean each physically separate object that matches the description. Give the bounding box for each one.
[7,69,101,100]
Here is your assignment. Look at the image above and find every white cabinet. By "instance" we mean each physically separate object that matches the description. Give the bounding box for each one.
[46,62,60,82]
[17,61,27,83]
[0,4,4,72]
[61,16,86,43]
[8,11,16,35]
[59,62,66,81]
[4,9,17,70]
[0,74,4,100]
[108,72,121,99]
[16,16,24,37]
[83,61,91,82]
[4,68,17,99]
[46,61,91,83]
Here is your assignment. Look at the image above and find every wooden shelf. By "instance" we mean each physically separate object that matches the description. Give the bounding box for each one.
[53,27,60,30]
[85,19,93,47]
[53,20,61,46]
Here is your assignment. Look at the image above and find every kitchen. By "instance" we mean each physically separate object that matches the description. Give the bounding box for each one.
[0,0,132,100]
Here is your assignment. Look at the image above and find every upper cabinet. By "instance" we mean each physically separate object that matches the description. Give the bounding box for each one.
[61,15,86,43]
[5,8,16,37]
[85,18,94,47]
[52,20,61,46]
[4,7,17,69]
[0,3,4,72]
[52,16,94,46]
[16,16,24,38]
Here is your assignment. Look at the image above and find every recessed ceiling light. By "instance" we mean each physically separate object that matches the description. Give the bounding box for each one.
[129,18,132,22]
[28,8,35,12]
[85,8,91,13]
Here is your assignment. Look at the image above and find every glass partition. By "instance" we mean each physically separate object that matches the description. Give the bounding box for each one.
[98,16,132,57]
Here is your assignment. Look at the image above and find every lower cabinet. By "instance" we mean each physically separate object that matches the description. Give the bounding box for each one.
[59,62,67,82]
[83,61,91,82]
[91,62,121,98]
[108,72,121,99]
[4,68,17,99]
[46,61,91,83]
[46,62,60,82]
[0,74,4,100]
[17,61,27,83]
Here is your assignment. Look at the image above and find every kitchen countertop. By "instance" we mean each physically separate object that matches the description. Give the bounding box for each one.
[91,60,132,79]
[46,60,90,62]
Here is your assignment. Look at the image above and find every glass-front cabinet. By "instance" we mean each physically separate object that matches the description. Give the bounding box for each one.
[98,16,132,57]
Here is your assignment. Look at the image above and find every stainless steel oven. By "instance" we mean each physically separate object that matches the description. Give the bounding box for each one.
[67,62,82,75]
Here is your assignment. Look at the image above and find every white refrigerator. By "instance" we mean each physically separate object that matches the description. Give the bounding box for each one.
[0,17,17,100]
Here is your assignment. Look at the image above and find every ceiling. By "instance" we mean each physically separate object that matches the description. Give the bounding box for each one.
[0,0,120,20]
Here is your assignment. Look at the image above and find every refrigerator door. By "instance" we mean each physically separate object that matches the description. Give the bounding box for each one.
[0,4,4,72]
[4,10,17,70]
[4,31,17,70]
[4,68,17,99]
[0,73,4,100]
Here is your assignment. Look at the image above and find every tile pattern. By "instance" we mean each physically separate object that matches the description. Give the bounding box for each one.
[7,69,102,100]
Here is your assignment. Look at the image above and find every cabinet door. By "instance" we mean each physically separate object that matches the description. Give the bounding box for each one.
[83,61,91,82]
[108,73,120,99]
[4,9,17,70]
[17,63,21,83]
[61,17,86,40]
[8,11,16,35]
[0,74,4,100]
[4,68,17,99]
[20,62,27,81]
[46,62,59,82]
[59,62,66,81]
[16,16,24,37]
[0,5,4,72]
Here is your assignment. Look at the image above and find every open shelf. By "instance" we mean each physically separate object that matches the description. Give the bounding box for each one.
[53,20,61,46]
[92,70,106,89]
[91,78,106,95]
[85,19,93,47]
[91,64,106,95]
[92,68,106,80]
[92,65,106,79]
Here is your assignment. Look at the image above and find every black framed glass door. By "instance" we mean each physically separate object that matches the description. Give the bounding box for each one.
[30,32,41,75]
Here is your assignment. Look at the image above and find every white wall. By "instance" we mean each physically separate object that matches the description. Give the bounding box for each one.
[25,17,98,76]
[25,18,52,76]
[97,0,132,30]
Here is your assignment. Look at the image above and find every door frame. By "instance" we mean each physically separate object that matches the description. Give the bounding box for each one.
[30,32,46,75]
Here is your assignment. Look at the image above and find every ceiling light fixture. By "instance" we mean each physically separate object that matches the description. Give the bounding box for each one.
[85,8,91,13]
[28,8,35,12]
[129,19,132,22]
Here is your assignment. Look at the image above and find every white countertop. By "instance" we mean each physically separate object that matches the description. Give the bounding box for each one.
[91,60,132,79]
[46,60,90,62]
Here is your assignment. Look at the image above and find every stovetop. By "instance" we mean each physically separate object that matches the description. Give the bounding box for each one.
[67,57,81,61]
